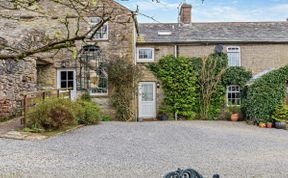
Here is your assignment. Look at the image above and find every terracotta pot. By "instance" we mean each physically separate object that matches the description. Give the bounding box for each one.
[230,113,239,122]
[275,122,286,129]
[266,122,273,128]
[259,122,266,128]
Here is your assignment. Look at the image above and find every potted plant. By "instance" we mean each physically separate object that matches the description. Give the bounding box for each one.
[229,106,240,122]
[266,118,273,128]
[259,122,266,128]
[272,105,288,129]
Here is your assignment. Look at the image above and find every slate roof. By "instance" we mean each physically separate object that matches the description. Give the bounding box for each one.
[138,22,288,43]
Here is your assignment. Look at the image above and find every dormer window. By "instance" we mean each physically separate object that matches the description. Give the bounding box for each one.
[89,17,108,40]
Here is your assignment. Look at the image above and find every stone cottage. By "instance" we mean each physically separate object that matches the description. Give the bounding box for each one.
[135,3,288,119]
[1,1,288,121]
[0,0,136,119]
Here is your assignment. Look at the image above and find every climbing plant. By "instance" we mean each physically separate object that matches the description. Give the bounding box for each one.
[243,65,288,121]
[221,66,252,87]
[148,55,197,119]
[191,53,228,120]
[108,59,142,121]
[148,53,228,120]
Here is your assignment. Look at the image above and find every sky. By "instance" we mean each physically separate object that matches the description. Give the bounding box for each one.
[116,0,288,23]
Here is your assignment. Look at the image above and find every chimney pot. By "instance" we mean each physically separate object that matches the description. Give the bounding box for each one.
[179,3,192,25]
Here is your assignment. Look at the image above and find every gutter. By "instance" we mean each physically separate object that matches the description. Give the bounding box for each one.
[137,41,288,45]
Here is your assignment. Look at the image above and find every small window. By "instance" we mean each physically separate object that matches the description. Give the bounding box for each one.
[227,85,241,106]
[137,48,154,62]
[89,17,108,40]
[59,71,74,90]
[227,47,241,66]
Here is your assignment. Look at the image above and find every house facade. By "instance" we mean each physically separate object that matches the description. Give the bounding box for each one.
[0,0,136,119]
[1,1,288,121]
[135,4,288,119]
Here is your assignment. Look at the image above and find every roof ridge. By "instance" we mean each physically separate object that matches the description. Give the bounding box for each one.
[139,21,287,25]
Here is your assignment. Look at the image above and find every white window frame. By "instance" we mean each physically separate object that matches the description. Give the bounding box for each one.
[226,85,241,106]
[88,17,108,40]
[227,46,241,66]
[136,48,154,62]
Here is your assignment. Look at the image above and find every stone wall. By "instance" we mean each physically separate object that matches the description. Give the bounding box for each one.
[0,0,135,119]
[0,59,37,118]
[178,44,288,74]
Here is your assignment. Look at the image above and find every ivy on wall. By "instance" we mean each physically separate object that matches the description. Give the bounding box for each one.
[148,53,228,120]
[243,65,288,121]
[148,54,255,120]
[221,66,252,87]
[148,55,197,119]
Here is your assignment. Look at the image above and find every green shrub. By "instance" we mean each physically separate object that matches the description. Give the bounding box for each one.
[272,105,288,122]
[27,98,77,131]
[80,92,92,102]
[75,100,100,125]
[102,115,112,122]
[243,65,288,121]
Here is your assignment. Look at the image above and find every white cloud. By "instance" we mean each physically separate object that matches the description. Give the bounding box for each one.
[269,4,288,14]
[193,6,258,22]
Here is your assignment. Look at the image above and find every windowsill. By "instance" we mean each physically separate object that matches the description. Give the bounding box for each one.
[90,93,108,98]
[137,60,155,63]
[227,104,241,107]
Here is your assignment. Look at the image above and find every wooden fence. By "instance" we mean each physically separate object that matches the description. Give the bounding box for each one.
[21,89,72,127]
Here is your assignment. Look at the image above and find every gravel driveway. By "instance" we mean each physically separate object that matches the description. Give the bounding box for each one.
[0,121,288,178]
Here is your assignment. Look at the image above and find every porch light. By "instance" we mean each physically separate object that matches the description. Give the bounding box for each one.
[156,81,160,88]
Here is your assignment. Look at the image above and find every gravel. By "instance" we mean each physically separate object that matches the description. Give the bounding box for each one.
[0,121,288,178]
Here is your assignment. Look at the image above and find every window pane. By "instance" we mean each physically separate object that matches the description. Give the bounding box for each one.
[138,49,153,59]
[68,81,74,89]
[61,71,67,80]
[228,52,240,66]
[227,85,241,106]
[61,81,67,88]
[142,84,153,101]
[68,71,73,80]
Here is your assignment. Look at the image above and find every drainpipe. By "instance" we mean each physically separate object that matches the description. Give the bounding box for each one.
[174,44,178,58]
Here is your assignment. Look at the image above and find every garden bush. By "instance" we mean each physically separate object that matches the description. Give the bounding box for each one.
[243,65,288,121]
[102,115,112,122]
[272,105,288,122]
[75,100,100,125]
[27,98,77,131]
[80,92,92,102]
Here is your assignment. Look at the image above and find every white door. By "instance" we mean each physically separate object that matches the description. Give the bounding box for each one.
[138,82,156,118]
[57,69,77,100]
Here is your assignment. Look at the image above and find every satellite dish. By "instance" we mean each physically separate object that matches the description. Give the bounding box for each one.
[214,44,224,54]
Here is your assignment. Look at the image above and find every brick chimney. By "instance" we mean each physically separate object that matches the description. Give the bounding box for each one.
[179,3,192,25]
